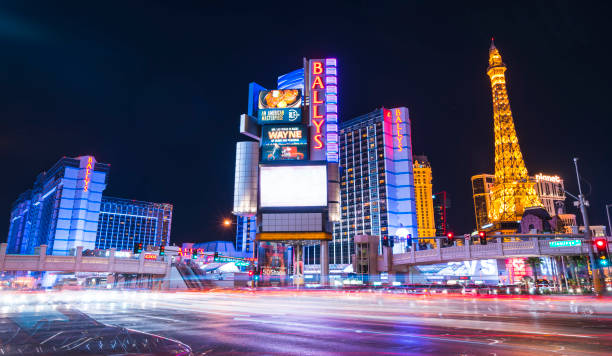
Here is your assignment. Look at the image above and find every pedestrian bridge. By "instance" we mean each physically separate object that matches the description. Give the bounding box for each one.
[0,243,170,276]
[375,235,610,272]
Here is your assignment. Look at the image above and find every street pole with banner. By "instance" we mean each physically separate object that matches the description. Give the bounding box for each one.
[573,158,604,296]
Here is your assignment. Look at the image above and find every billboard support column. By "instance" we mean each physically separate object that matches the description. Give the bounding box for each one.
[292,242,304,287]
[320,240,329,285]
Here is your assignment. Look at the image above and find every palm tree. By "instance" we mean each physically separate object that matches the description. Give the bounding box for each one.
[526,257,542,293]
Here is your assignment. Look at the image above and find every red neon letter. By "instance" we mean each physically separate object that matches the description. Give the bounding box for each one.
[312,61,323,75]
[311,76,324,89]
[314,134,324,149]
[312,104,324,119]
[312,118,324,133]
[313,90,324,104]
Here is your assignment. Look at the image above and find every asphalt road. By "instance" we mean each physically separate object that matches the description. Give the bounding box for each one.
[71,290,612,355]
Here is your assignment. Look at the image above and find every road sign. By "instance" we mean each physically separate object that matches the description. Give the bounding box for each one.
[464,234,471,240]
[548,239,582,248]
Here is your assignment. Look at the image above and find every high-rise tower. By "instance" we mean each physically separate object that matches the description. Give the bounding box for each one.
[487,40,541,224]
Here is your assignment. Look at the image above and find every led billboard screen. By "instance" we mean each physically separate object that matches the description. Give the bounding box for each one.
[260,165,327,208]
[261,125,308,161]
[257,89,302,124]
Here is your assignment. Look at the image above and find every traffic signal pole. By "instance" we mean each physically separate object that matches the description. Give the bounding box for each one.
[573,158,604,296]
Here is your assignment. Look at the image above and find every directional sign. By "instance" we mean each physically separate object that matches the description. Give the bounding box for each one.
[548,240,582,248]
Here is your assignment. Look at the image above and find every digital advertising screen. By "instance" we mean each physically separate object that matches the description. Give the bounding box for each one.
[257,89,302,124]
[260,165,327,208]
[261,125,308,162]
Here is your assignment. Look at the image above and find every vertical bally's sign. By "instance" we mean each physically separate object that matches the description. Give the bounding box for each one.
[308,58,338,162]
[83,156,93,192]
[394,108,404,152]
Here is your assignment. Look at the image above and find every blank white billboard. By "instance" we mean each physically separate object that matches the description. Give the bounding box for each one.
[260,165,327,208]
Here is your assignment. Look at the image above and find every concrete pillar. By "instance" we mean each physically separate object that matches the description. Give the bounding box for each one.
[383,245,394,283]
[37,245,47,271]
[320,241,329,285]
[0,243,7,272]
[138,250,145,274]
[108,248,116,273]
[161,257,172,290]
[75,246,84,273]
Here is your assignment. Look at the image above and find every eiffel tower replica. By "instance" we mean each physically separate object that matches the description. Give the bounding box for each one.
[486,39,542,231]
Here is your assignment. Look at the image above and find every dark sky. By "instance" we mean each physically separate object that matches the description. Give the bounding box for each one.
[1,1,611,244]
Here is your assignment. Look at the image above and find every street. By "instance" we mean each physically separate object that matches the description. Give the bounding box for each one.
[5,289,609,355]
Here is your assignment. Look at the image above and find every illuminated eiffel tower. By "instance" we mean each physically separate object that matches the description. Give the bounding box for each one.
[486,39,541,225]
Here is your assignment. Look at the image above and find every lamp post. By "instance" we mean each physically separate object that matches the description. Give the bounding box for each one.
[606,204,612,238]
[573,158,604,296]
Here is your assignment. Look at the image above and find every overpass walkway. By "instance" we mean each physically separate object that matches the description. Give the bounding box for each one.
[388,235,609,270]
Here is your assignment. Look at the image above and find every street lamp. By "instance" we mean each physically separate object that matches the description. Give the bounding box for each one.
[606,204,612,238]
[223,218,232,227]
[573,157,604,296]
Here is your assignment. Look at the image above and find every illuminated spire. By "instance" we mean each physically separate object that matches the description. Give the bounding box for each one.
[486,41,541,223]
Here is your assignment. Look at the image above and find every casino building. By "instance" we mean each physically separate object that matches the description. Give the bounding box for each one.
[6,155,172,255]
[471,172,569,230]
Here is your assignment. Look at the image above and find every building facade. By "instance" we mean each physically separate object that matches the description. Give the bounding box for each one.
[6,156,172,255]
[471,174,495,230]
[433,191,450,236]
[95,197,172,251]
[322,107,418,265]
[413,156,436,239]
[6,156,109,255]
[235,215,256,254]
[533,173,565,217]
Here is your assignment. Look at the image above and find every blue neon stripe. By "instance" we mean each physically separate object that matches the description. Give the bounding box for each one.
[386,197,415,201]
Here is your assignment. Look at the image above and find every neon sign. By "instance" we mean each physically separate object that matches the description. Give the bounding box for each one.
[506,258,527,280]
[144,253,157,260]
[535,174,561,183]
[308,58,338,162]
[394,108,404,151]
[83,156,93,192]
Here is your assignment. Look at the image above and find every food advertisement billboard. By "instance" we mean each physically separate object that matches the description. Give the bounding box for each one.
[257,89,302,124]
[261,125,308,162]
[259,165,327,208]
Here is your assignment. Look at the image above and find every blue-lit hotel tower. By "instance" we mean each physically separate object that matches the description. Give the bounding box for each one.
[6,156,173,255]
[305,107,419,266]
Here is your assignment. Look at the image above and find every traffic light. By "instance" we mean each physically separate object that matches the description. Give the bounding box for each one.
[248,270,254,277]
[133,242,143,254]
[213,252,219,261]
[382,236,389,247]
[478,231,487,245]
[594,238,610,268]
[159,245,165,256]
[446,231,455,244]
[192,248,198,260]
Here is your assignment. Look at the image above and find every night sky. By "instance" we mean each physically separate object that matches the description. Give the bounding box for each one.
[2,1,611,245]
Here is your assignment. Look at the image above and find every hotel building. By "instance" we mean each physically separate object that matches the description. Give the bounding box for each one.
[6,156,172,255]
[413,156,436,240]
[304,107,418,266]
